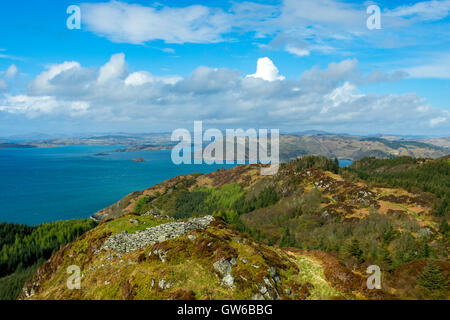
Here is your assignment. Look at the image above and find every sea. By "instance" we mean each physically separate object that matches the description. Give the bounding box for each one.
[0,146,353,225]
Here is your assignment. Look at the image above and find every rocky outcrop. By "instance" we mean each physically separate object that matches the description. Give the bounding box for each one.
[213,258,235,288]
[102,216,215,253]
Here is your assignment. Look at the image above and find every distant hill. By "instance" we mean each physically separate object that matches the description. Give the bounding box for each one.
[279,134,447,161]
[421,137,450,149]
[0,143,36,149]
[4,133,448,161]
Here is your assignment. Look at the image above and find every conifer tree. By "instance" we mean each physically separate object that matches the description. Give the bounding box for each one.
[417,260,448,299]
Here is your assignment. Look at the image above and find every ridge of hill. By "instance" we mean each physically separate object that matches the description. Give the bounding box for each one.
[21,156,449,300]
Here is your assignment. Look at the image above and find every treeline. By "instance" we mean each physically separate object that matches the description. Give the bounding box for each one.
[282,155,340,174]
[136,182,279,230]
[345,156,450,215]
[0,219,97,277]
[0,219,96,299]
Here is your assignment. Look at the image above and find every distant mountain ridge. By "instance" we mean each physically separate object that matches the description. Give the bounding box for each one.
[1,133,448,161]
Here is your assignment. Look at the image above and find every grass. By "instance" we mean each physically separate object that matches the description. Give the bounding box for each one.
[26,214,347,300]
[289,255,341,300]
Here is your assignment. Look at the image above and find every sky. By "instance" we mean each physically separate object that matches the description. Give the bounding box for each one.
[0,0,449,136]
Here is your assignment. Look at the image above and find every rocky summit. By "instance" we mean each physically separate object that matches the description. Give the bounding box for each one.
[102,216,215,253]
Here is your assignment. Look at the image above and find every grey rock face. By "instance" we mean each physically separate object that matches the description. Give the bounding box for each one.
[213,258,235,288]
[102,216,215,253]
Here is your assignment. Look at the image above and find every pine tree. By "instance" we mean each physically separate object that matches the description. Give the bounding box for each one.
[333,158,340,174]
[346,238,363,263]
[381,247,394,272]
[279,227,294,247]
[439,218,449,236]
[417,261,448,299]
[419,242,430,259]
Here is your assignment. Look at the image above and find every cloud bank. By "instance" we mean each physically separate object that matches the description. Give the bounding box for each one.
[0,55,448,135]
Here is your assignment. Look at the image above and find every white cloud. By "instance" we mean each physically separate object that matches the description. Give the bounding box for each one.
[28,61,81,94]
[98,53,127,84]
[386,0,450,21]
[325,82,363,108]
[285,44,310,57]
[430,116,447,127]
[365,70,409,83]
[407,55,450,79]
[81,1,232,44]
[4,64,18,79]
[0,79,7,91]
[125,71,181,86]
[0,54,448,135]
[246,57,285,81]
[280,0,365,28]
[0,95,89,118]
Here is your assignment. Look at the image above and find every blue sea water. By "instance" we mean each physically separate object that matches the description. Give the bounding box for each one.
[338,159,353,168]
[0,146,235,225]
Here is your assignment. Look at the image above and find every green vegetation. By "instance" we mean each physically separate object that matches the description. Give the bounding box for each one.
[346,156,450,215]
[0,263,40,300]
[234,186,279,214]
[416,261,448,299]
[134,195,153,214]
[282,155,340,174]
[0,219,96,299]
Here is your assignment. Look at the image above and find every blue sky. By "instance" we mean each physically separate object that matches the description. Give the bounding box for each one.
[0,0,449,136]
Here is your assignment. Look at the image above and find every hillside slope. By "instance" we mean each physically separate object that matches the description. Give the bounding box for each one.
[23,156,449,300]
[20,214,390,300]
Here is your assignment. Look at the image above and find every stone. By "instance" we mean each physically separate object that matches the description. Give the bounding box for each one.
[222,274,235,288]
[252,293,265,300]
[129,219,139,226]
[159,279,166,290]
[153,249,168,263]
[213,258,235,288]
[268,267,281,283]
[213,258,232,276]
[102,215,215,253]
[257,285,268,295]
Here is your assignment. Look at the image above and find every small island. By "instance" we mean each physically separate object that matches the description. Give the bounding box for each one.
[132,157,146,162]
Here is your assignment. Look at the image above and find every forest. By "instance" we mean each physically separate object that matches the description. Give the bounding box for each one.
[0,219,96,300]
[344,156,449,215]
